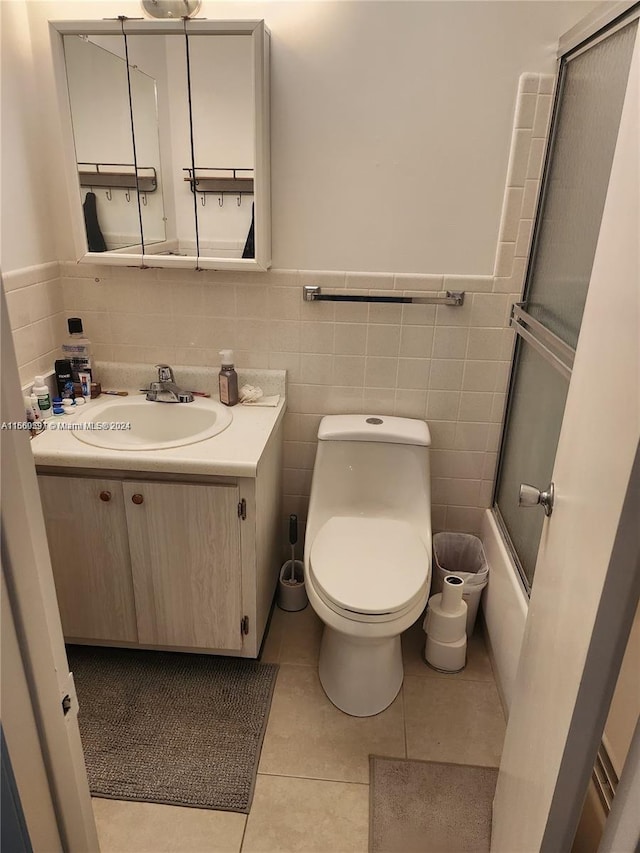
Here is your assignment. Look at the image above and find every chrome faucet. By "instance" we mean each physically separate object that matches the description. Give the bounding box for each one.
[145,364,194,403]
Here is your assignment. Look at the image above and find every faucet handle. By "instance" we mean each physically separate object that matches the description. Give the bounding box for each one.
[155,364,175,383]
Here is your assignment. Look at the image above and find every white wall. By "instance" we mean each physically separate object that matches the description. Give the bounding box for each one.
[1,0,58,272]
[23,0,597,275]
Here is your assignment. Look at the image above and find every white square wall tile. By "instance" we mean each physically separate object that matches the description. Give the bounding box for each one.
[368,296,402,325]
[521,180,540,219]
[462,361,499,392]
[300,322,334,354]
[300,353,334,385]
[538,74,555,95]
[363,387,396,415]
[527,137,547,181]
[366,325,401,358]
[506,129,532,188]
[396,358,430,391]
[345,272,393,290]
[532,94,553,138]
[458,392,494,422]
[515,93,537,129]
[429,359,465,391]
[446,506,485,534]
[519,73,539,94]
[498,187,524,243]
[333,355,366,387]
[467,328,509,361]
[334,323,367,355]
[5,287,31,329]
[432,327,469,359]
[394,273,443,292]
[444,275,494,294]
[394,389,427,419]
[495,243,515,279]
[364,357,398,389]
[515,220,534,259]
[427,420,457,450]
[426,390,460,421]
[471,294,510,328]
[401,301,436,326]
[399,325,434,359]
[454,421,490,452]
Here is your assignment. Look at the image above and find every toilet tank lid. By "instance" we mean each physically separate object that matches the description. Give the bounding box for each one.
[317,415,431,446]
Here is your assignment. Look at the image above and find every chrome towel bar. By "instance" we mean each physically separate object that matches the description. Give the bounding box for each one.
[303,286,465,306]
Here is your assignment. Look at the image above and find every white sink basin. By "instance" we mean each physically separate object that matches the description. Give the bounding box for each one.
[71,395,233,451]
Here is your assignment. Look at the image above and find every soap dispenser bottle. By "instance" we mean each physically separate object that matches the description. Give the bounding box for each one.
[218,350,239,406]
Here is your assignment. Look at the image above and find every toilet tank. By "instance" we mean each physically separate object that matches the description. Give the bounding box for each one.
[306,415,432,546]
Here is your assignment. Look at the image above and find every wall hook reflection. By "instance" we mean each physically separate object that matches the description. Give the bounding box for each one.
[125,189,131,202]
[218,194,224,207]
[141,193,148,206]
[105,188,112,201]
[237,194,242,206]
[201,194,206,207]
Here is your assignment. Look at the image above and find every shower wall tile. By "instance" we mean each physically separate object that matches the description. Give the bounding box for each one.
[3,261,64,385]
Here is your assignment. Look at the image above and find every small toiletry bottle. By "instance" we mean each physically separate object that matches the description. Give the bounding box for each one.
[33,375,53,419]
[29,394,42,423]
[62,318,92,381]
[218,350,239,406]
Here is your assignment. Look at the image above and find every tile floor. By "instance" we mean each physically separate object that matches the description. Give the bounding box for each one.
[92,607,506,853]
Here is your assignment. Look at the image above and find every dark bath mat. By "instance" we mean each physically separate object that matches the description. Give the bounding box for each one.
[67,645,278,813]
[369,755,498,852]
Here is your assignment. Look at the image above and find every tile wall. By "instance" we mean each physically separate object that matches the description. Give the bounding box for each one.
[3,262,65,385]
[8,74,553,543]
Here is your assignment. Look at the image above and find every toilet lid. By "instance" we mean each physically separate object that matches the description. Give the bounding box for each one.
[310,517,429,615]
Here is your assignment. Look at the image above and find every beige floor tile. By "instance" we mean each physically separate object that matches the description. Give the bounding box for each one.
[242,775,369,853]
[92,798,246,853]
[277,605,323,666]
[402,617,495,681]
[259,665,406,783]
[404,676,506,767]
[261,605,323,667]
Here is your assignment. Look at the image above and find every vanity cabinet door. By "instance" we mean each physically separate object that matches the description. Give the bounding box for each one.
[123,481,242,651]
[38,476,138,643]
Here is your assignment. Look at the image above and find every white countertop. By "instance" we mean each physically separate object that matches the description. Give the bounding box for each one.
[32,366,286,479]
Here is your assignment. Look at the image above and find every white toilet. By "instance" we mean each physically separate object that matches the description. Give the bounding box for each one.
[304,414,432,717]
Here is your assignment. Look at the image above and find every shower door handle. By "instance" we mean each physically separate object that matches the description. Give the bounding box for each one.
[519,482,555,517]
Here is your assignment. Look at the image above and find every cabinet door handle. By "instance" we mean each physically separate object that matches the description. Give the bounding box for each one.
[131,493,144,505]
[99,490,111,502]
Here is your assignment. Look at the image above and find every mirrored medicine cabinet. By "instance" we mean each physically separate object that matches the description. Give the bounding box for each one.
[50,19,271,271]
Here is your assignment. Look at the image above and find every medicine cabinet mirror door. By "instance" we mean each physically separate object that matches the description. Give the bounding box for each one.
[62,34,145,261]
[124,31,197,268]
[51,20,271,272]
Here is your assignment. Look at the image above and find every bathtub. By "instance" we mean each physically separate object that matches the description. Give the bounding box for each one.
[481,509,529,715]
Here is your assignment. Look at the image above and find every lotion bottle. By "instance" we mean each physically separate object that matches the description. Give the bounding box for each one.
[218,350,239,406]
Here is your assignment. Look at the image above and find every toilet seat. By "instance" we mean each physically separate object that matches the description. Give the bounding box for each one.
[309,516,429,617]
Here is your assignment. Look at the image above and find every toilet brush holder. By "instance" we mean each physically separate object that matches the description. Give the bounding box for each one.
[277,560,307,611]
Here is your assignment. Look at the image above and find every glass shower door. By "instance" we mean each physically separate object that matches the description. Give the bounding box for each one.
[494,18,638,590]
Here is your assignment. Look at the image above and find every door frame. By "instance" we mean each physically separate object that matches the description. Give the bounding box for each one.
[0,284,99,851]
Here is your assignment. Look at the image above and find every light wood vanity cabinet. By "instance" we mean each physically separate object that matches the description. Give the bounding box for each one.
[122,481,242,652]
[38,476,138,644]
[38,461,281,658]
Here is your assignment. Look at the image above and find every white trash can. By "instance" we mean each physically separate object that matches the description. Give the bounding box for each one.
[431,533,489,636]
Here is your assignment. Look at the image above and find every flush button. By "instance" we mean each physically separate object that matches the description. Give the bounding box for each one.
[366,417,383,425]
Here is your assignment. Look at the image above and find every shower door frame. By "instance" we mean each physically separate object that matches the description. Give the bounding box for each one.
[491,0,640,595]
